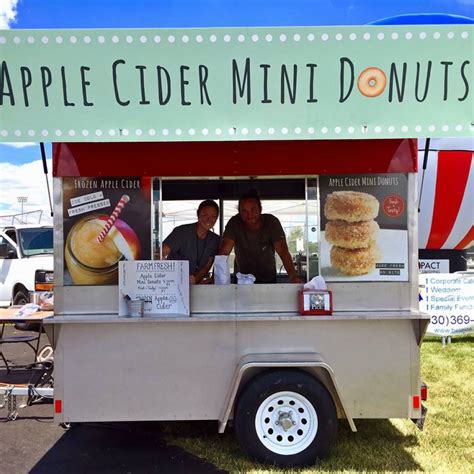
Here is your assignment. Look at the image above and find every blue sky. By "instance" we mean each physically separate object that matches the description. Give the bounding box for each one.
[0,0,472,219]
[9,1,474,29]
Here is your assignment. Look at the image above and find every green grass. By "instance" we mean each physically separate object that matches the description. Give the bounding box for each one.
[165,336,473,473]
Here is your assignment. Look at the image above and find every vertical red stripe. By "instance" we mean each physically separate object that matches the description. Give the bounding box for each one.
[55,399,62,414]
[455,226,474,250]
[426,151,472,249]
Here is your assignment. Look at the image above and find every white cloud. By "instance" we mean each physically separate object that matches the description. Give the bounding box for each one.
[0,0,18,29]
[1,142,37,148]
[0,159,53,224]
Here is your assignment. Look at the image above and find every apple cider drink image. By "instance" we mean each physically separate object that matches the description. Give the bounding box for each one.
[65,195,140,285]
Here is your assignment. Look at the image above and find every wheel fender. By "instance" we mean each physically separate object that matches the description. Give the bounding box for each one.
[12,283,29,301]
[218,352,356,433]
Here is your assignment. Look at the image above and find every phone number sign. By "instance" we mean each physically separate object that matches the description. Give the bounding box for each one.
[419,273,474,336]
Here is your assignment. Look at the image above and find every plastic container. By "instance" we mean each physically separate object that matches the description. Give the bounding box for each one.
[127,299,145,317]
[29,291,42,305]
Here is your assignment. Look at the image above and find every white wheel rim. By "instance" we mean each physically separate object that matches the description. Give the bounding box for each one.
[255,390,318,455]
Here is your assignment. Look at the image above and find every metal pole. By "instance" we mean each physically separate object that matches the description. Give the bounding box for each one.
[17,196,28,223]
[418,138,431,213]
[40,143,54,217]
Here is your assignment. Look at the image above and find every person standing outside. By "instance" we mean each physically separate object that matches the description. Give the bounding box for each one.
[162,200,220,284]
[219,191,302,283]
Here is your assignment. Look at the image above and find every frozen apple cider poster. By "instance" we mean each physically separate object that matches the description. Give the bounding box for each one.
[319,174,408,282]
[62,177,151,286]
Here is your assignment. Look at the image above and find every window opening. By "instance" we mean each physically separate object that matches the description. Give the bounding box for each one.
[153,177,319,282]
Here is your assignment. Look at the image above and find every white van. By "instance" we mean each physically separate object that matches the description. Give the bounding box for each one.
[0,225,54,307]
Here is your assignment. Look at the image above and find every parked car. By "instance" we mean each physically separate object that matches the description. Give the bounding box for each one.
[0,225,53,307]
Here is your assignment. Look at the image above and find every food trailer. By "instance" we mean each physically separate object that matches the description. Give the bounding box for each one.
[1,23,471,467]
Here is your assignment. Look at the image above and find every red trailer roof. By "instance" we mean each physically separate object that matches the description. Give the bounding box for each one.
[54,139,417,177]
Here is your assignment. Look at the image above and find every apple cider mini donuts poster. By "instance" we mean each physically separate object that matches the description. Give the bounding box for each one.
[319,173,408,282]
[62,177,151,286]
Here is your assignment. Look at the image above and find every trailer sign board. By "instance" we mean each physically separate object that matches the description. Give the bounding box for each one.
[0,25,472,142]
[119,260,190,316]
[419,273,474,336]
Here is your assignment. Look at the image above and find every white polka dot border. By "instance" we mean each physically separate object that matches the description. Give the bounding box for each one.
[2,30,471,47]
[1,124,469,140]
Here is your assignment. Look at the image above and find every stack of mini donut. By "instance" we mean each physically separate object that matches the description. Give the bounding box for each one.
[324,191,381,275]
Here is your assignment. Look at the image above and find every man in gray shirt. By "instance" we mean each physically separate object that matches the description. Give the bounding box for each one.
[220,192,302,284]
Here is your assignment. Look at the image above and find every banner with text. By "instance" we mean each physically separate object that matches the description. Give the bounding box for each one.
[419,273,474,336]
[0,25,472,142]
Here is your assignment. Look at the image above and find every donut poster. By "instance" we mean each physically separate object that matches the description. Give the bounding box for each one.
[319,174,408,281]
[62,177,152,286]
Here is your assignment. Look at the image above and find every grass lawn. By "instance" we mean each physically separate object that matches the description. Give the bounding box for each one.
[166,336,473,473]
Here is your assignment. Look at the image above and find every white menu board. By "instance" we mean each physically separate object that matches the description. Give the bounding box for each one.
[119,260,190,316]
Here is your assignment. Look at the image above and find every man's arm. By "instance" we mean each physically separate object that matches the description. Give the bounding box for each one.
[219,237,235,255]
[274,239,303,283]
[154,243,171,260]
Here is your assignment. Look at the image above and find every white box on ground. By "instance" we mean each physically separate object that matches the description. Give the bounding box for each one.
[119,260,190,316]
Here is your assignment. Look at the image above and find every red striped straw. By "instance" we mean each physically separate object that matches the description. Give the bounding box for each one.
[97,195,130,243]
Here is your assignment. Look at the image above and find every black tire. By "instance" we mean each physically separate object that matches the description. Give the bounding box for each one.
[13,289,29,306]
[234,370,337,467]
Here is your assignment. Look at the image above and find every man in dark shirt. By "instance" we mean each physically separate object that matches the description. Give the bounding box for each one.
[220,192,302,283]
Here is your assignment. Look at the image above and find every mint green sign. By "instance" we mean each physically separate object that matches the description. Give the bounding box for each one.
[0,25,472,142]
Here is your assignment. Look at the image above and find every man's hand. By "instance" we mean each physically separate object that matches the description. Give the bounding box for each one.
[289,274,304,284]
[219,238,235,255]
[274,240,303,284]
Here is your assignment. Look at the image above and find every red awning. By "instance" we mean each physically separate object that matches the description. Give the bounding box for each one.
[53,139,417,177]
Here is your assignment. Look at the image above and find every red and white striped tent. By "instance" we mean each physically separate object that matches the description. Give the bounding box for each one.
[418,138,474,250]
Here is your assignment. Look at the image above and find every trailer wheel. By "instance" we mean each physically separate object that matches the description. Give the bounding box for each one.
[234,370,337,467]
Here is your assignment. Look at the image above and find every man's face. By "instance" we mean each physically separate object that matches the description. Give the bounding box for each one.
[197,206,218,230]
[239,198,261,227]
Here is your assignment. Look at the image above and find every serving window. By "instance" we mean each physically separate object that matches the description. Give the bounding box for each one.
[153,177,320,283]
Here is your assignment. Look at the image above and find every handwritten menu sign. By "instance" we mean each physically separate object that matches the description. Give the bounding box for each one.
[119,260,190,316]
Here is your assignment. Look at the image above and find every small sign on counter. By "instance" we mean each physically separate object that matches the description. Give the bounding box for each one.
[299,290,333,316]
[119,260,190,316]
